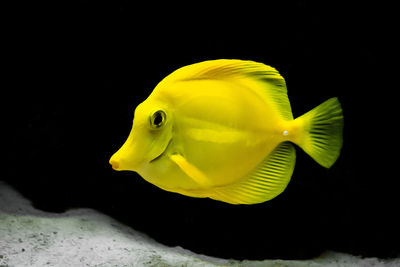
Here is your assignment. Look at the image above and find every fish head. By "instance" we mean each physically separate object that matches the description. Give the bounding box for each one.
[109,99,173,173]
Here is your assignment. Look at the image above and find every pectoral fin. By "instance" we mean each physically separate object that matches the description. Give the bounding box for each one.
[169,154,212,187]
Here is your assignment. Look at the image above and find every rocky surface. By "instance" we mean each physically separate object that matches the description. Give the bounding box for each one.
[1,182,398,267]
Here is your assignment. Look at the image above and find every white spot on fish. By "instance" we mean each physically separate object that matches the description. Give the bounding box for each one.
[283,130,289,136]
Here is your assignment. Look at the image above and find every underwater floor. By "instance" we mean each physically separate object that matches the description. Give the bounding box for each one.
[0,182,398,267]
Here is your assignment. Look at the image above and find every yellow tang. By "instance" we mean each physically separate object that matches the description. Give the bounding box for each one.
[109,59,343,204]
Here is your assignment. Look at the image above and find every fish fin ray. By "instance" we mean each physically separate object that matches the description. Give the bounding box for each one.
[210,142,296,204]
[293,97,343,168]
[169,154,213,187]
[158,59,293,120]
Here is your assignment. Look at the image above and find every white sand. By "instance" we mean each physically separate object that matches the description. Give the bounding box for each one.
[0,182,398,267]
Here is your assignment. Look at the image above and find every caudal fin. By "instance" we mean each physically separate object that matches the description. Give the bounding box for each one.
[293,97,344,168]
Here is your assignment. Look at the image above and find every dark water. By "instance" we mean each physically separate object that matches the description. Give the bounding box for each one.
[3,1,397,260]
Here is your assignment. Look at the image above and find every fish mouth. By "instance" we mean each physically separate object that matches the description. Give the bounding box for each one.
[150,139,172,163]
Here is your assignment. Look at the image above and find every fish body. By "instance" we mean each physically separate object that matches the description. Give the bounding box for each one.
[110,59,343,204]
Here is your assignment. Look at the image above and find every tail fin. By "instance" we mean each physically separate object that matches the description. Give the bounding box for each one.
[292,97,344,168]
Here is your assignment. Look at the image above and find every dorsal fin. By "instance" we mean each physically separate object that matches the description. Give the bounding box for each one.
[156,59,293,120]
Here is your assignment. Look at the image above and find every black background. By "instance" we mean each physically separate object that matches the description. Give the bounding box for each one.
[3,0,398,260]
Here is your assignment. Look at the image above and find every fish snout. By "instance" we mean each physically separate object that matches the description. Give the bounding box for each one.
[109,133,143,172]
[109,150,141,172]
[109,158,120,170]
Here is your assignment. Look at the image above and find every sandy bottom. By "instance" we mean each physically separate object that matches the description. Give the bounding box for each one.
[0,182,398,267]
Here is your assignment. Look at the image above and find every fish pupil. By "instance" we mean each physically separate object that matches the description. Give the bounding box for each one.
[154,113,163,126]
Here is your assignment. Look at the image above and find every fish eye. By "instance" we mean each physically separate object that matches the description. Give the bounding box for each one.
[150,110,166,129]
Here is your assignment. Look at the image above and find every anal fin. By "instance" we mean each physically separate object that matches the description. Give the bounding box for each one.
[211,142,296,204]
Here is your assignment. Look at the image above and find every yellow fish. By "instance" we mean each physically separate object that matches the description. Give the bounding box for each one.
[109,59,343,204]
